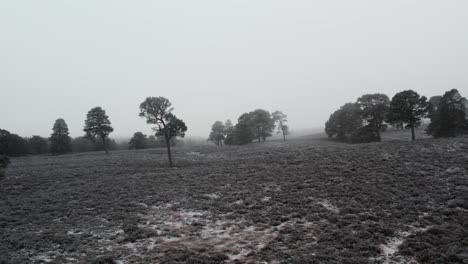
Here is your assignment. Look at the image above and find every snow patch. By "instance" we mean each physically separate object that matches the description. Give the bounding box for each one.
[204,193,220,199]
[317,200,340,213]
[374,225,432,264]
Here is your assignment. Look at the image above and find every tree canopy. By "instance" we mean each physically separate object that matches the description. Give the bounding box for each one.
[208,121,226,146]
[84,107,114,154]
[0,129,28,157]
[129,132,149,150]
[139,97,187,167]
[357,94,390,141]
[427,89,468,137]
[50,118,72,155]
[325,103,363,140]
[250,109,275,142]
[272,110,289,141]
[386,90,429,140]
[221,110,282,145]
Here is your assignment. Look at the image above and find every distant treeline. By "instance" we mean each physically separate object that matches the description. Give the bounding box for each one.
[0,128,186,157]
[0,105,183,157]
[208,110,289,146]
[1,96,189,167]
[325,89,468,143]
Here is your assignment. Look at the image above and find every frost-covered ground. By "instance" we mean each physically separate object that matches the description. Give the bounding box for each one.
[1,134,467,263]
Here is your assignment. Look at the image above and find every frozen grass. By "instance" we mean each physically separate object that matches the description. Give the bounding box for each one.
[1,135,468,263]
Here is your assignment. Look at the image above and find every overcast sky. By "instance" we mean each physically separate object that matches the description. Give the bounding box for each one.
[1,1,467,138]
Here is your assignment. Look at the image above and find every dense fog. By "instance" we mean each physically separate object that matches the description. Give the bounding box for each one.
[1,1,467,138]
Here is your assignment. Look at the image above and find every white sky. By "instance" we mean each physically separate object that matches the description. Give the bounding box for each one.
[1,1,467,138]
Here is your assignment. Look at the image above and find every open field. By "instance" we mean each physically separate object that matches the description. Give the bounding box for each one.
[1,135,468,264]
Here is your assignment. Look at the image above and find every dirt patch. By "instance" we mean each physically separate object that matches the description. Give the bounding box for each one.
[135,204,282,262]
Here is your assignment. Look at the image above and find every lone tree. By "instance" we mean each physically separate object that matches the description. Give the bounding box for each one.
[208,121,226,146]
[128,132,149,150]
[139,97,187,167]
[427,89,468,137]
[84,107,114,154]
[50,118,72,155]
[357,93,390,141]
[386,90,429,140]
[272,110,289,141]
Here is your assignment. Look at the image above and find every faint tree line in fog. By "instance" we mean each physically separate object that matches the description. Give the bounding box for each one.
[0,95,188,168]
[208,110,289,146]
[128,131,180,150]
[325,89,468,142]
[1,88,467,167]
[0,96,189,166]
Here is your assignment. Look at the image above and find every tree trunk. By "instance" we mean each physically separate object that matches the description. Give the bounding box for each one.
[376,124,381,142]
[411,126,416,141]
[283,132,286,141]
[165,136,173,167]
[102,136,109,154]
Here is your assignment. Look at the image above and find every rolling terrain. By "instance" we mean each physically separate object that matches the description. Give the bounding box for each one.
[1,133,467,264]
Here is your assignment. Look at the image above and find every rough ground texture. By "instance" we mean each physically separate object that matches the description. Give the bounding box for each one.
[0,134,467,264]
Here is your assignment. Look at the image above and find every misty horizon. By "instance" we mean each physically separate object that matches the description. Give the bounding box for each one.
[1,1,467,138]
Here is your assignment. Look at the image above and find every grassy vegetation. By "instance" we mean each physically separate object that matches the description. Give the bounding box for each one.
[0,131,467,263]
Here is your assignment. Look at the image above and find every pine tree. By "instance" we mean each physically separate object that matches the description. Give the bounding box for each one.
[84,107,114,154]
[50,118,72,155]
[139,97,187,167]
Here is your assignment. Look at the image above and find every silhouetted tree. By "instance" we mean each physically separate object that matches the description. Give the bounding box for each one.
[427,89,468,137]
[250,109,275,142]
[28,136,49,155]
[208,121,225,146]
[272,110,289,141]
[84,107,114,154]
[0,129,29,156]
[357,94,390,141]
[233,113,256,145]
[129,132,149,149]
[386,90,429,140]
[50,118,72,155]
[139,97,187,167]
[325,103,363,140]
[224,120,235,145]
